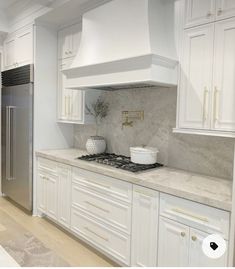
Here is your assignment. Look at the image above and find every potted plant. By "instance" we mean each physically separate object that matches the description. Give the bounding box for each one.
[85,97,109,154]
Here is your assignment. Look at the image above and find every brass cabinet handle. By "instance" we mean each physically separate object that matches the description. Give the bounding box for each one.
[85,201,110,213]
[217,8,223,16]
[85,227,109,242]
[171,208,209,223]
[206,12,212,17]
[87,179,110,189]
[191,235,197,241]
[203,87,209,122]
[181,232,186,237]
[214,87,220,122]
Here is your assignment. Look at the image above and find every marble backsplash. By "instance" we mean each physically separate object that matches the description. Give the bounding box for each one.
[74,87,234,180]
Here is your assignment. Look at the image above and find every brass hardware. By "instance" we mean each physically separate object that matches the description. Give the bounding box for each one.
[181,232,186,237]
[85,201,110,213]
[87,179,110,189]
[213,87,219,122]
[217,8,222,16]
[85,227,109,241]
[171,208,209,222]
[191,235,197,241]
[203,87,209,122]
[206,12,212,17]
[122,110,144,129]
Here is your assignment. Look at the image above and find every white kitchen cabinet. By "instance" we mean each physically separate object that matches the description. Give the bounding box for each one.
[131,186,158,267]
[57,164,71,228]
[58,23,81,60]
[37,171,47,214]
[184,0,235,29]
[177,17,235,135]
[189,228,228,267]
[158,216,189,267]
[3,35,16,70]
[3,25,33,70]
[57,59,101,124]
[45,173,58,221]
[179,24,214,129]
[212,18,235,131]
[184,0,215,28]
[216,0,235,20]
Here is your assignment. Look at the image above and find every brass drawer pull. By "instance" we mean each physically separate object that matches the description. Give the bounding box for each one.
[171,208,208,222]
[85,227,109,242]
[181,232,186,237]
[85,201,110,213]
[87,180,110,189]
[191,235,197,241]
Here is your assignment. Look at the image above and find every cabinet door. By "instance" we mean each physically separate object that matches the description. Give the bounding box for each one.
[212,19,235,131]
[185,0,215,28]
[70,90,83,122]
[189,228,228,267]
[57,60,73,121]
[131,186,158,267]
[158,217,189,267]
[46,174,58,221]
[69,23,81,58]
[179,24,214,129]
[3,36,16,70]
[216,0,235,20]
[37,171,47,214]
[15,26,33,67]
[58,165,71,228]
[58,27,71,59]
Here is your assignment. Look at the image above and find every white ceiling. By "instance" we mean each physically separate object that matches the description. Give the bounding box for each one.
[0,0,18,9]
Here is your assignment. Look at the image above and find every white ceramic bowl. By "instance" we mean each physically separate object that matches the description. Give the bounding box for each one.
[130,147,159,165]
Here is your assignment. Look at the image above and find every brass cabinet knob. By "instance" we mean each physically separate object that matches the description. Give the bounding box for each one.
[191,235,197,241]
[181,232,186,237]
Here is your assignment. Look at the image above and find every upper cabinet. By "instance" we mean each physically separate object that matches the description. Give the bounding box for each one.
[185,0,216,28]
[58,23,81,60]
[177,1,235,137]
[178,24,214,129]
[3,25,33,70]
[184,0,235,28]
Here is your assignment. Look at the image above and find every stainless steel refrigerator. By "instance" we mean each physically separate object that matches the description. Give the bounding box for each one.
[1,65,33,212]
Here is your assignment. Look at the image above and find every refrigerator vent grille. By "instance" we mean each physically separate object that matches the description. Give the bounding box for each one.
[1,65,33,86]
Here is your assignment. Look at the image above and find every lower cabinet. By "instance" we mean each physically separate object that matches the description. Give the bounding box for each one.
[37,158,71,226]
[158,217,228,267]
[131,186,159,267]
[158,217,189,267]
[37,157,230,267]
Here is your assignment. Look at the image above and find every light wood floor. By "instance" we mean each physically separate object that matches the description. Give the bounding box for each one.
[0,197,115,267]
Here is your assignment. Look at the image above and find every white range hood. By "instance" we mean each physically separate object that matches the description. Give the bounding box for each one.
[63,0,178,90]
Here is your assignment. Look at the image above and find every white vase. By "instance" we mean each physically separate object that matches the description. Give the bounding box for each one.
[86,136,106,154]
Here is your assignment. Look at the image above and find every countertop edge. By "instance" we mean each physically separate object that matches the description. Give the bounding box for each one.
[35,150,232,212]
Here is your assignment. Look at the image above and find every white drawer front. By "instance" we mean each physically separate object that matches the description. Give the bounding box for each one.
[160,193,230,239]
[72,167,132,203]
[71,208,131,265]
[72,183,131,234]
[37,157,57,175]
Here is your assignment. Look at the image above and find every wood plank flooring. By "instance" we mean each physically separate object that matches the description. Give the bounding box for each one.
[0,197,115,267]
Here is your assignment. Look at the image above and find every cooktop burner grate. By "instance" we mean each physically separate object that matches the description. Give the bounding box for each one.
[78,153,163,173]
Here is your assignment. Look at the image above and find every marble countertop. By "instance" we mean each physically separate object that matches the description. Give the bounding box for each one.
[36,148,233,212]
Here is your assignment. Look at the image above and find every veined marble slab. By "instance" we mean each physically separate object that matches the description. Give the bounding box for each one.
[36,148,232,212]
[0,246,19,267]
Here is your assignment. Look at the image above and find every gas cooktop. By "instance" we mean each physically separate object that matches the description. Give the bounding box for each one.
[78,153,163,173]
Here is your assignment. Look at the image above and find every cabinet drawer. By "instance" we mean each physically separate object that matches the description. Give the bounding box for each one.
[37,157,57,175]
[72,183,131,234]
[160,193,230,239]
[71,208,130,265]
[72,167,132,203]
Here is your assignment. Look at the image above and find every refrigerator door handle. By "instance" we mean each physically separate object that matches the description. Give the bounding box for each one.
[6,106,11,180]
[6,106,15,181]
